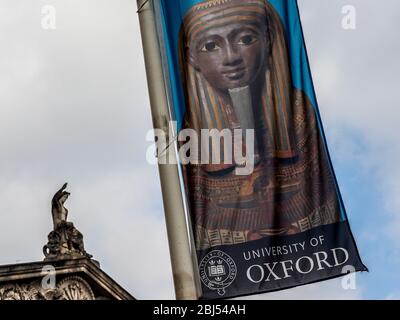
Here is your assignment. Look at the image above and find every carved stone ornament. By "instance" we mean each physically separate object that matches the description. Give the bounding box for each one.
[57,276,95,300]
[43,221,92,260]
[0,276,95,300]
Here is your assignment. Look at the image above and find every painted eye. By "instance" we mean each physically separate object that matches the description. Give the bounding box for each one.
[238,35,257,46]
[200,41,220,52]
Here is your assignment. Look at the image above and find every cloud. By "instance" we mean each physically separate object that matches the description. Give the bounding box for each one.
[299,0,400,237]
[298,0,400,298]
[239,277,363,300]
[0,0,399,300]
[70,167,175,300]
[386,292,400,300]
[0,0,175,299]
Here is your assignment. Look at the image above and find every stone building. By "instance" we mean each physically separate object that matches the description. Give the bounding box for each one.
[0,184,134,300]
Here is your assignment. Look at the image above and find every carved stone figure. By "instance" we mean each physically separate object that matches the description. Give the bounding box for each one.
[43,184,92,261]
[51,183,70,230]
[0,182,134,301]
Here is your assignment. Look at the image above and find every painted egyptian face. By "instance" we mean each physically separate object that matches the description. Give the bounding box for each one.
[188,20,268,91]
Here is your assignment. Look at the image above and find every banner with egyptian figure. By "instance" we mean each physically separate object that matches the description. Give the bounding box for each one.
[154,0,367,299]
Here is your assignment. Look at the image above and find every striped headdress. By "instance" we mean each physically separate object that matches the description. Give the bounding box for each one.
[179,0,297,159]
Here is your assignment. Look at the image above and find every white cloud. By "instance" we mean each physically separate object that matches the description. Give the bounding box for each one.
[0,0,175,300]
[70,168,175,300]
[386,292,400,300]
[0,0,399,300]
[299,0,400,243]
[239,277,363,300]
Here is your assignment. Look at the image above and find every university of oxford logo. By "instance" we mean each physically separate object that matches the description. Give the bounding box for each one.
[199,250,237,296]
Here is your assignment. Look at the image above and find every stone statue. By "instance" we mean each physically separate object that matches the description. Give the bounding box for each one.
[51,183,70,230]
[43,183,92,261]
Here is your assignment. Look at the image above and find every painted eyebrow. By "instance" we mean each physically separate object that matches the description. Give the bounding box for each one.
[191,22,265,49]
[228,24,263,39]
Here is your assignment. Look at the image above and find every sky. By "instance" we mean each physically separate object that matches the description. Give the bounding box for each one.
[0,0,399,300]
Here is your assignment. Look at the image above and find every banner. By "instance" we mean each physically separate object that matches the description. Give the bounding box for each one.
[155,0,367,299]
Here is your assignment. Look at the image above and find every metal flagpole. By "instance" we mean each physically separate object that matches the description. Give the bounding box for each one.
[136,0,199,300]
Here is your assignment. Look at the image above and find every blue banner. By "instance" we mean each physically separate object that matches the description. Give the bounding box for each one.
[155,0,367,299]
